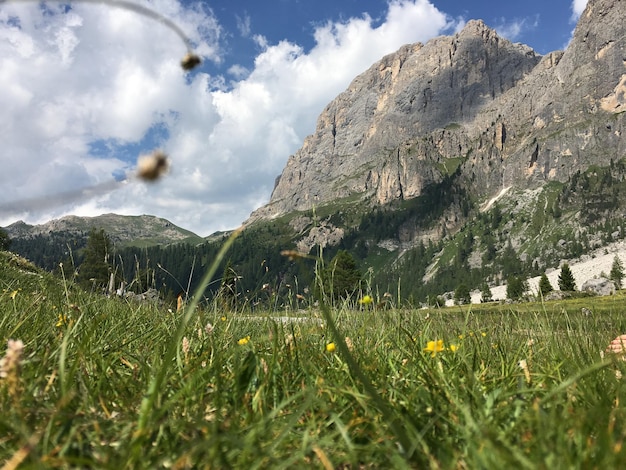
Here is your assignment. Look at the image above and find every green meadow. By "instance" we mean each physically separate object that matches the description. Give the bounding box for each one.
[2,249,626,469]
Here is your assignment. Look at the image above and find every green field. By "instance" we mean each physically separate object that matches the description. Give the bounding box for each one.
[2,249,626,468]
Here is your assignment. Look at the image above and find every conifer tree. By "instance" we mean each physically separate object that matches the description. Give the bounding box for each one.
[78,228,112,289]
[506,275,527,301]
[558,263,576,291]
[538,273,554,296]
[0,228,10,251]
[480,282,493,303]
[323,250,362,302]
[610,255,624,290]
[454,283,471,305]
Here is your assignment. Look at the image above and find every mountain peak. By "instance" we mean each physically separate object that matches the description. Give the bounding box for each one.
[3,214,203,247]
[459,19,489,36]
[247,14,545,222]
[246,0,625,228]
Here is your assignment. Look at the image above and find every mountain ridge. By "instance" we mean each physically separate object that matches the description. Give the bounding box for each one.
[3,213,203,247]
[247,0,625,228]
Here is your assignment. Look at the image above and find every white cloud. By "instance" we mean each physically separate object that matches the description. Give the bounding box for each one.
[227,64,250,80]
[0,0,456,236]
[236,12,251,38]
[493,16,539,43]
[571,0,589,21]
[562,0,589,49]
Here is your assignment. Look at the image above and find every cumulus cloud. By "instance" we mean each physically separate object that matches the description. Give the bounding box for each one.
[0,0,456,235]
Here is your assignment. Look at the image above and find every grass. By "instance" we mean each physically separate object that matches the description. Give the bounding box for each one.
[436,157,465,177]
[3,250,626,468]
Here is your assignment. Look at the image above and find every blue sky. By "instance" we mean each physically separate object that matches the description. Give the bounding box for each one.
[0,0,587,236]
[216,0,578,67]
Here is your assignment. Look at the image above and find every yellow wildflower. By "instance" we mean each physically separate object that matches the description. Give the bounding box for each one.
[10,290,18,300]
[326,342,336,353]
[424,340,445,357]
[237,336,250,346]
[56,314,69,327]
[358,295,373,305]
[220,316,227,322]
[449,344,459,352]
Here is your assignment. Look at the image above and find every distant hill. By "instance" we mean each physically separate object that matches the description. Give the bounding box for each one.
[2,214,204,272]
[4,213,203,248]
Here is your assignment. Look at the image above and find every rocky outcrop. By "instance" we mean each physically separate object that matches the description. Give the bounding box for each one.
[247,0,626,228]
[581,277,615,296]
[295,222,344,254]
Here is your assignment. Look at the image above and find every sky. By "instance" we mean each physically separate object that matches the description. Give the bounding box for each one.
[0,0,589,236]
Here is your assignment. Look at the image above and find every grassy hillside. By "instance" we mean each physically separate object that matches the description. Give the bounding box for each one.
[3,248,626,467]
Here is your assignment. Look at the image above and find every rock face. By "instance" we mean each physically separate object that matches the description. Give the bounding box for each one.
[248,0,626,224]
[581,277,615,296]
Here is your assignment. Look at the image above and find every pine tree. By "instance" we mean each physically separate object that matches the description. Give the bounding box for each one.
[491,204,502,229]
[506,275,527,301]
[323,250,362,302]
[454,283,471,305]
[538,273,554,296]
[501,241,522,277]
[78,228,112,289]
[610,255,624,290]
[480,282,493,303]
[0,228,10,251]
[558,263,576,291]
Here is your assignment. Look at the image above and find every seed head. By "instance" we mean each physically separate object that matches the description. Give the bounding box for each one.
[280,250,312,261]
[181,53,202,71]
[0,339,25,402]
[137,150,169,182]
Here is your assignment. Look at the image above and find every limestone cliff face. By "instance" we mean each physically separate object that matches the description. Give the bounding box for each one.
[248,0,626,223]
[467,0,626,191]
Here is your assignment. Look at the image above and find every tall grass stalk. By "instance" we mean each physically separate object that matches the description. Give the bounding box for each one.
[132,229,240,445]
[316,295,419,457]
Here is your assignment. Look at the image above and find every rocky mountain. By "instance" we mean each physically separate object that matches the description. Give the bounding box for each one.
[248,0,625,229]
[4,0,626,305]
[4,213,202,247]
